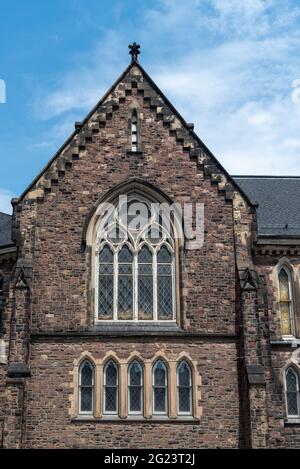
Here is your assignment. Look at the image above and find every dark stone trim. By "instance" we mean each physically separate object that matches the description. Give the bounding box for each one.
[246,364,265,385]
[7,363,31,378]
[72,416,200,424]
[30,331,237,340]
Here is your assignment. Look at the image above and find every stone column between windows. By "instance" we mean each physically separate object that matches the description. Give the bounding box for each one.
[168,361,177,418]
[119,363,127,418]
[95,364,102,417]
[144,361,152,418]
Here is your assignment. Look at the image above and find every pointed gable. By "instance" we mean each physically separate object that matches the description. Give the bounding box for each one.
[15,56,254,209]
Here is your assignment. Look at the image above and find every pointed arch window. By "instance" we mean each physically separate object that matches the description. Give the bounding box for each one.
[278,266,295,337]
[79,360,94,414]
[177,361,192,415]
[128,361,143,414]
[153,360,168,414]
[104,360,119,414]
[95,194,177,322]
[285,367,300,418]
[131,110,138,152]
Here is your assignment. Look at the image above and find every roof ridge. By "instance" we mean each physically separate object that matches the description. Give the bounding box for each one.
[233,175,300,179]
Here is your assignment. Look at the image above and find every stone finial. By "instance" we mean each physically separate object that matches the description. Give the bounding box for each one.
[129,42,141,62]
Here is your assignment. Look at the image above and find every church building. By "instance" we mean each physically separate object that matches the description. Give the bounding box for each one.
[0,44,300,448]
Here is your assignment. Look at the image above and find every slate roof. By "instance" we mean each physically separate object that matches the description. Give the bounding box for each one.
[233,176,300,237]
[0,212,13,248]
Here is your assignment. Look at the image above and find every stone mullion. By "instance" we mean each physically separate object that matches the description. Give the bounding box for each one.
[119,363,127,418]
[144,361,152,418]
[168,361,177,418]
[94,364,102,417]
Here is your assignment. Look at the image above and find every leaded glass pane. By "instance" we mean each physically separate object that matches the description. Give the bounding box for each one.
[154,388,166,412]
[129,362,142,385]
[157,246,173,320]
[128,362,143,413]
[80,387,93,412]
[178,388,191,413]
[138,246,153,320]
[81,362,93,386]
[104,361,118,413]
[157,276,173,319]
[280,302,292,335]
[279,269,290,301]
[105,362,117,386]
[178,362,191,386]
[154,362,166,386]
[138,246,152,263]
[286,369,299,416]
[105,387,117,412]
[118,246,133,319]
[98,245,114,319]
[99,245,113,263]
[98,274,113,318]
[157,245,171,263]
[153,361,167,413]
[79,361,93,413]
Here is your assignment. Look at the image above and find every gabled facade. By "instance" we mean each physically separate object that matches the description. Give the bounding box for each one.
[0,46,300,448]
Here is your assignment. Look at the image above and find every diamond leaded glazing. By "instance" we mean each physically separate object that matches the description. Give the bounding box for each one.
[177,361,192,414]
[286,368,300,416]
[79,361,94,413]
[153,361,167,413]
[104,361,118,413]
[129,362,143,413]
[96,195,176,321]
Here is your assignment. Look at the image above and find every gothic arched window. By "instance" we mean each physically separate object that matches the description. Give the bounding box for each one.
[128,361,143,414]
[177,361,192,415]
[104,360,119,414]
[95,194,176,322]
[278,266,295,337]
[285,367,300,418]
[153,360,168,414]
[79,360,94,414]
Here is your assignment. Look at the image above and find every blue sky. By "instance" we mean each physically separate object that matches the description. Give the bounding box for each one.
[1,0,300,213]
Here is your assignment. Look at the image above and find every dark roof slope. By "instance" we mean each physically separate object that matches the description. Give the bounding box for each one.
[233,176,300,237]
[0,212,13,247]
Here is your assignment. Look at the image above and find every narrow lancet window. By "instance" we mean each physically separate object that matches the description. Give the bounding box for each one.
[79,360,94,414]
[285,367,300,417]
[128,361,143,414]
[177,361,192,415]
[153,360,168,414]
[131,110,138,152]
[104,360,119,414]
[279,267,294,336]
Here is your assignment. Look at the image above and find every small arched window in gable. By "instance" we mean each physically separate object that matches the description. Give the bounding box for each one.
[79,360,94,414]
[131,110,138,152]
[285,367,300,418]
[278,266,295,337]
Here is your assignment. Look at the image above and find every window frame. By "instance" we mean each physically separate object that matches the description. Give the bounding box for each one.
[152,360,168,415]
[176,360,193,416]
[94,194,178,324]
[78,360,94,415]
[278,265,296,339]
[128,360,144,415]
[103,360,119,415]
[285,366,300,419]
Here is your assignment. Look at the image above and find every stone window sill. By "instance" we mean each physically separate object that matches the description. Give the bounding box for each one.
[72,415,199,424]
[89,322,183,335]
[285,418,300,425]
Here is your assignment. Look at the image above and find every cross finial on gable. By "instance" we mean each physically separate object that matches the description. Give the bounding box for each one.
[129,42,141,62]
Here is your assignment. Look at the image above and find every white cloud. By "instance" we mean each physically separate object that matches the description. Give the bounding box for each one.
[0,189,14,214]
[31,0,300,175]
